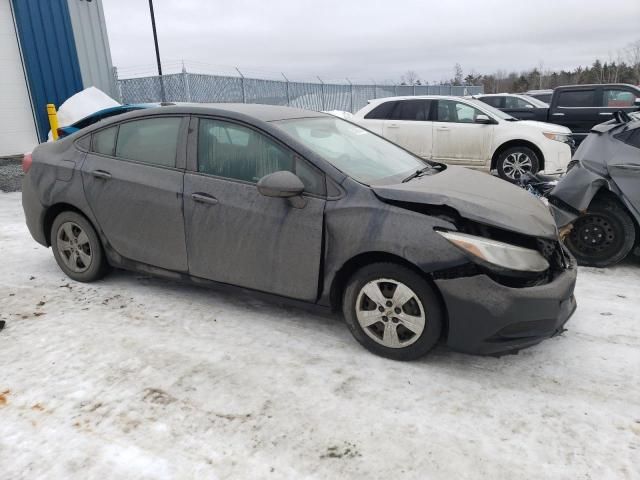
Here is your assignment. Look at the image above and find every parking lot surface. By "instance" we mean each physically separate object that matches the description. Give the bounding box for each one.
[1,192,639,480]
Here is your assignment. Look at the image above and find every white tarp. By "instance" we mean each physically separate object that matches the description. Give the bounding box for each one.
[48,87,120,140]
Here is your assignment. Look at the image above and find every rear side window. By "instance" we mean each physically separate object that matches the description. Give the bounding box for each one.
[603,89,637,108]
[197,118,325,195]
[389,100,430,121]
[557,89,597,107]
[115,117,182,167]
[364,101,397,119]
[91,126,117,156]
[480,97,503,108]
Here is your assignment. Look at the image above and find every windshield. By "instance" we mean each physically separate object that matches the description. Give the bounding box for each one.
[274,116,430,185]
[467,98,516,121]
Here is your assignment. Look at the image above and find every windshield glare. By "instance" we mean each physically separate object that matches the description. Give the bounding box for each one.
[274,116,429,184]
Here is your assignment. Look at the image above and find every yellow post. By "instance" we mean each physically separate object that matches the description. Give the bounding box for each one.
[47,104,59,140]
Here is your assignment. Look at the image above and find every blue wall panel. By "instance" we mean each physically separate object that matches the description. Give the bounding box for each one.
[12,0,83,141]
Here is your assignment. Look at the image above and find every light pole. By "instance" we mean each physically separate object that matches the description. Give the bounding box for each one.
[148,0,165,102]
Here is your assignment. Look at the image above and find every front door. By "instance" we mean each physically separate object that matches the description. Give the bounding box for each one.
[432,99,493,166]
[81,116,189,272]
[183,117,326,301]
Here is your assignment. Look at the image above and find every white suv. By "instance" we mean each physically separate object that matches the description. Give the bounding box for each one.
[353,96,573,181]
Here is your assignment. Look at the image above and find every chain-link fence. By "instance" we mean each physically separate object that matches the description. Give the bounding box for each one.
[117,71,483,113]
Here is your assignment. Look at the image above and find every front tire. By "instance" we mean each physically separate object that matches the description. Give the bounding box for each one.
[51,211,109,282]
[496,146,540,182]
[565,196,635,267]
[342,263,443,361]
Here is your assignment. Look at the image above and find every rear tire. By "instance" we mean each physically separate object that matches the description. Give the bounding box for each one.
[51,211,109,282]
[342,262,443,361]
[496,146,540,182]
[565,196,635,267]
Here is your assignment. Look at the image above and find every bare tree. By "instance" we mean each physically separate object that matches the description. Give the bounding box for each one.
[400,70,420,85]
[626,40,640,84]
[453,63,463,85]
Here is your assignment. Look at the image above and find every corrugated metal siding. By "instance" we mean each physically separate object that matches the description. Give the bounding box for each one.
[66,0,117,99]
[11,0,83,141]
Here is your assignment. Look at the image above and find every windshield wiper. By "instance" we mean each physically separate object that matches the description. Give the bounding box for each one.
[402,166,433,183]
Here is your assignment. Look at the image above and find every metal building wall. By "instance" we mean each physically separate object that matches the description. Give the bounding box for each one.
[66,0,117,99]
[11,0,83,141]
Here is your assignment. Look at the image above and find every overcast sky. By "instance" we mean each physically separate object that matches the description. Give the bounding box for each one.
[103,0,640,83]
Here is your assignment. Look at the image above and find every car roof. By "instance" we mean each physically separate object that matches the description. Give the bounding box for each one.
[368,95,466,104]
[144,103,328,122]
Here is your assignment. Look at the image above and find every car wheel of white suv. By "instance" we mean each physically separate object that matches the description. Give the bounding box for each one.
[496,146,540,182]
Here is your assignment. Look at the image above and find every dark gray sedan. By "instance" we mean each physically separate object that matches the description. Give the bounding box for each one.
[22,104,577,360]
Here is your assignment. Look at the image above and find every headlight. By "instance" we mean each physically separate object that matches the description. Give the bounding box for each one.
[436,230,549,273]
[543,132,572,144]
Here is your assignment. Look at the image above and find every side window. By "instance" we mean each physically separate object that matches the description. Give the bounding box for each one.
[197,118,325,195]
[436,100,485,123]
[557,89,597,107]
[505,96,533,109]
[91,126,117,156]
[603,89,636,108]
[364,101,397,120]
[480,97,503,108]
[115,117,182,167]
[389,100,430,121]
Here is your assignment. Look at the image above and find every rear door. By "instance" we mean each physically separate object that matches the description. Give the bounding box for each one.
[432,99,493,166]
[81,116,189,271]
[599,86,640,122]
[183,117,326,301]
[382,99,433,159]
[550,87,599,141]
[357,100,397,135]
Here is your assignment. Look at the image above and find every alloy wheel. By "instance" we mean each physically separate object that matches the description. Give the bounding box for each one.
[502,152,533,179]
[56,221,92,273]
[355,278,426,348]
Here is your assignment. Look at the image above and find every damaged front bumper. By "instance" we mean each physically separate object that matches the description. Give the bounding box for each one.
[434,258,577,355]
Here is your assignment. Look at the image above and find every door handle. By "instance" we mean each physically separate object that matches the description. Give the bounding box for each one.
[599,112,613,116]
[437,127,449,131]
[551,113,565,117]
[91,170,111,179]
[387,123,399,128]
[191,192,218,205]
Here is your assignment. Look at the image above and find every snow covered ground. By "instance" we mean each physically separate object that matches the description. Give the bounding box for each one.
[1,191,639,480]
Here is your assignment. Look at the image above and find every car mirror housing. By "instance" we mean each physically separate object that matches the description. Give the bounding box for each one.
[475,114,493,124]
[257,171,305,198]
[634,97,640,108]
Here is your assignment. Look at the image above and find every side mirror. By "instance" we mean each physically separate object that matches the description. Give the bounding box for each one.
[525,104,534,109]
[634,97,640,108]
[475,114,492,124]
[257,171,306,208]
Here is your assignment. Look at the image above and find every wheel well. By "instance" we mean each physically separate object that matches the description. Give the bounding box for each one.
[43,203,87,246]
[328,252,450,340]
[491,140,545,171]
[590,189,640,244]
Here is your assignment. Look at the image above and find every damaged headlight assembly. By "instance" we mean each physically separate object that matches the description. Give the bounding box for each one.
[436,230,549,274]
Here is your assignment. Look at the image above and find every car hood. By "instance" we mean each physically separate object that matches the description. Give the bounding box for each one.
[516,120,572,134]
[372,166,558,239]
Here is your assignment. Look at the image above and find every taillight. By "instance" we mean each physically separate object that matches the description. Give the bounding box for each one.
[22,152,33,173]
[56,128,65,139]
